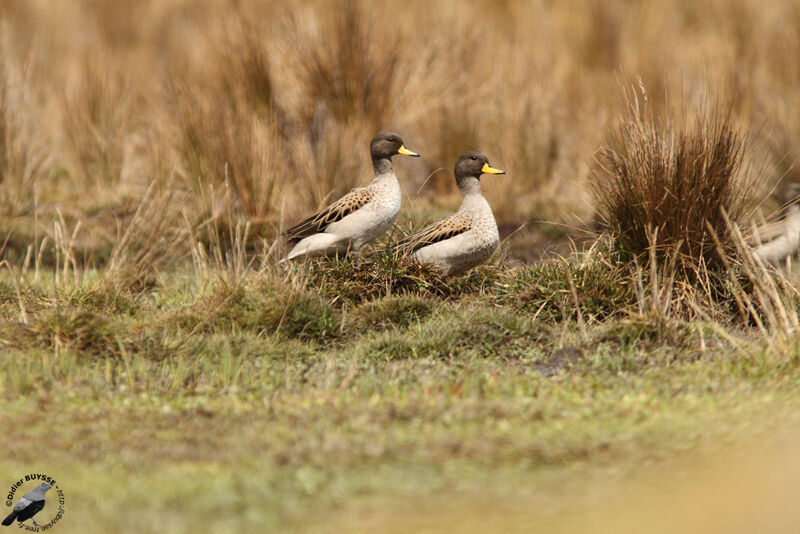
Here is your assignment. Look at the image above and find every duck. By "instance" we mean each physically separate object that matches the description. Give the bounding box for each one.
[392,150,505,275]
[283,132,419,260]
[752,183,800,265]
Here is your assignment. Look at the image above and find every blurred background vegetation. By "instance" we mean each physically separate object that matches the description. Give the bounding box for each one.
[2,0,798,266]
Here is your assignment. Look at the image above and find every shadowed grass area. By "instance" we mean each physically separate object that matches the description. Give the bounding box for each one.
[301,253,455,305]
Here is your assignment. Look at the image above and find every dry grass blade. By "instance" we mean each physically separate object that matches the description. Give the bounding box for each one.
[100,183,187,292]
[715,211,800,345]
[0,33,51,216]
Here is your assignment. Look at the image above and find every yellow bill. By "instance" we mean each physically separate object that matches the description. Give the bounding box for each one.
[398,145,420,157]
[481,163,506,175]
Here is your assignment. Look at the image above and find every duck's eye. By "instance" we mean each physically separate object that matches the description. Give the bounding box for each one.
[388,137,396,142]
[471,156,477,160]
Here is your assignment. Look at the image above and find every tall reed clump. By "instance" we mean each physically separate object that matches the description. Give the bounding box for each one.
[61,47,137,193]
[590,91,761,319]
[170,7,287,227]
[0,33,51,217]
[299,0,399,129]
[592,94,755,274]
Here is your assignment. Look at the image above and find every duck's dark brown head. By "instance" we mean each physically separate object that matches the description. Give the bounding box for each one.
[370,132,419,160]
[454,150,505,189]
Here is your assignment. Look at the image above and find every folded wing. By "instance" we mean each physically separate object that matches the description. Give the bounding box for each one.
[284,189,374,244]
[394,213,472,255]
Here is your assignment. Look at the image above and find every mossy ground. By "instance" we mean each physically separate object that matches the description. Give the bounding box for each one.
[2,258,799,533]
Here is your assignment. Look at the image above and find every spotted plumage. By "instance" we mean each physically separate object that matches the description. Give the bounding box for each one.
[283,132,419,260]
[393,213,472,256]
[285,189,374,245]
[394,150,505,276]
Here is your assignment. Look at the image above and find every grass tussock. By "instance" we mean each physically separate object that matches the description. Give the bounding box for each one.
[172,279,340,343]
[503,252,638,323]
[10,310,121,356]
[98,185,189,292]
[170,21,286,223]
[0,38,52,216]
[586,92,782,321]
[61,47,138,190]
[592,93,754,271]
[303,253,455,306]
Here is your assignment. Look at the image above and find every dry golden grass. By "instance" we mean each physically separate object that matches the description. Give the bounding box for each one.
[2,0,798,266]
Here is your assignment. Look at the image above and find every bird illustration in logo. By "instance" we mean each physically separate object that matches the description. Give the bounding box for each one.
[2,482,52,527]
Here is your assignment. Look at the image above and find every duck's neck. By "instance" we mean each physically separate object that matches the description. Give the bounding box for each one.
[458,175,483,198]
[372,157,393,178]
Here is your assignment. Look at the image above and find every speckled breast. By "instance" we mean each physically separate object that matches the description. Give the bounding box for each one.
[352,174,402,248]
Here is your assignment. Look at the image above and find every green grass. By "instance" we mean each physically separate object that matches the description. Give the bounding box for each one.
[1,259,800,532]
